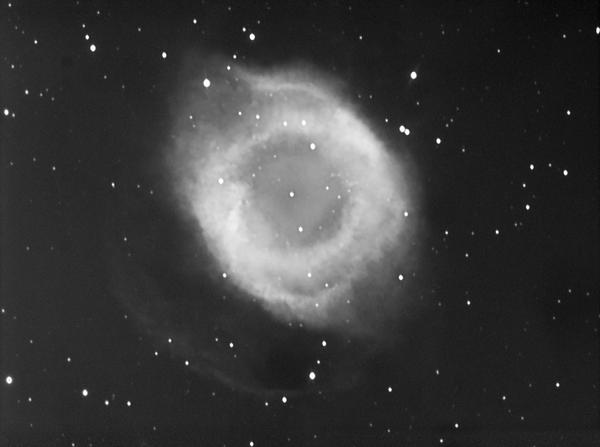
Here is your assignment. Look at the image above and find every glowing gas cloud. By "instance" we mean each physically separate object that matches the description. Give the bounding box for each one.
[169,64,418,333]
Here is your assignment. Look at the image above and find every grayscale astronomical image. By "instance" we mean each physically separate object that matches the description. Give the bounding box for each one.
[1,1,598,446]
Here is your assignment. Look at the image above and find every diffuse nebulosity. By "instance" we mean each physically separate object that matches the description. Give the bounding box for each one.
[171,64,417,332]
[115,60,422,394]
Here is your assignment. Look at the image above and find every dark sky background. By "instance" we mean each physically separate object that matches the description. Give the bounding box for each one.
[1,1,598,446]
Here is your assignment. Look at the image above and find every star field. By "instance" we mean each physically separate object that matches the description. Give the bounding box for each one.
[1,1,598,446]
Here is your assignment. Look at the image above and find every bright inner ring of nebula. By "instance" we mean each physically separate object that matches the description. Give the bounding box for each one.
[170,66,415,331]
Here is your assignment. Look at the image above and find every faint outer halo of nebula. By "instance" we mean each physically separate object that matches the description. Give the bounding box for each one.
[110,59,425,395]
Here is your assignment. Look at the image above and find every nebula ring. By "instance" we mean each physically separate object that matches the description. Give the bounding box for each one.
[171,67,413,331]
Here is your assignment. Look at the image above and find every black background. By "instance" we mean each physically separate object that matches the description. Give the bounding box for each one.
[1,1,598,445]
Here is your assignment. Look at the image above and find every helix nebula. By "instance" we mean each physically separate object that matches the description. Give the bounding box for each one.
[169,65,418,334]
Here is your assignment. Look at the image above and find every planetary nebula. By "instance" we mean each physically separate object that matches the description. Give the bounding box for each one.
[170,65,415,332]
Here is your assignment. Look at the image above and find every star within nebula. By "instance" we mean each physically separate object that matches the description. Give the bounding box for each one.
[169,65,416,332]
